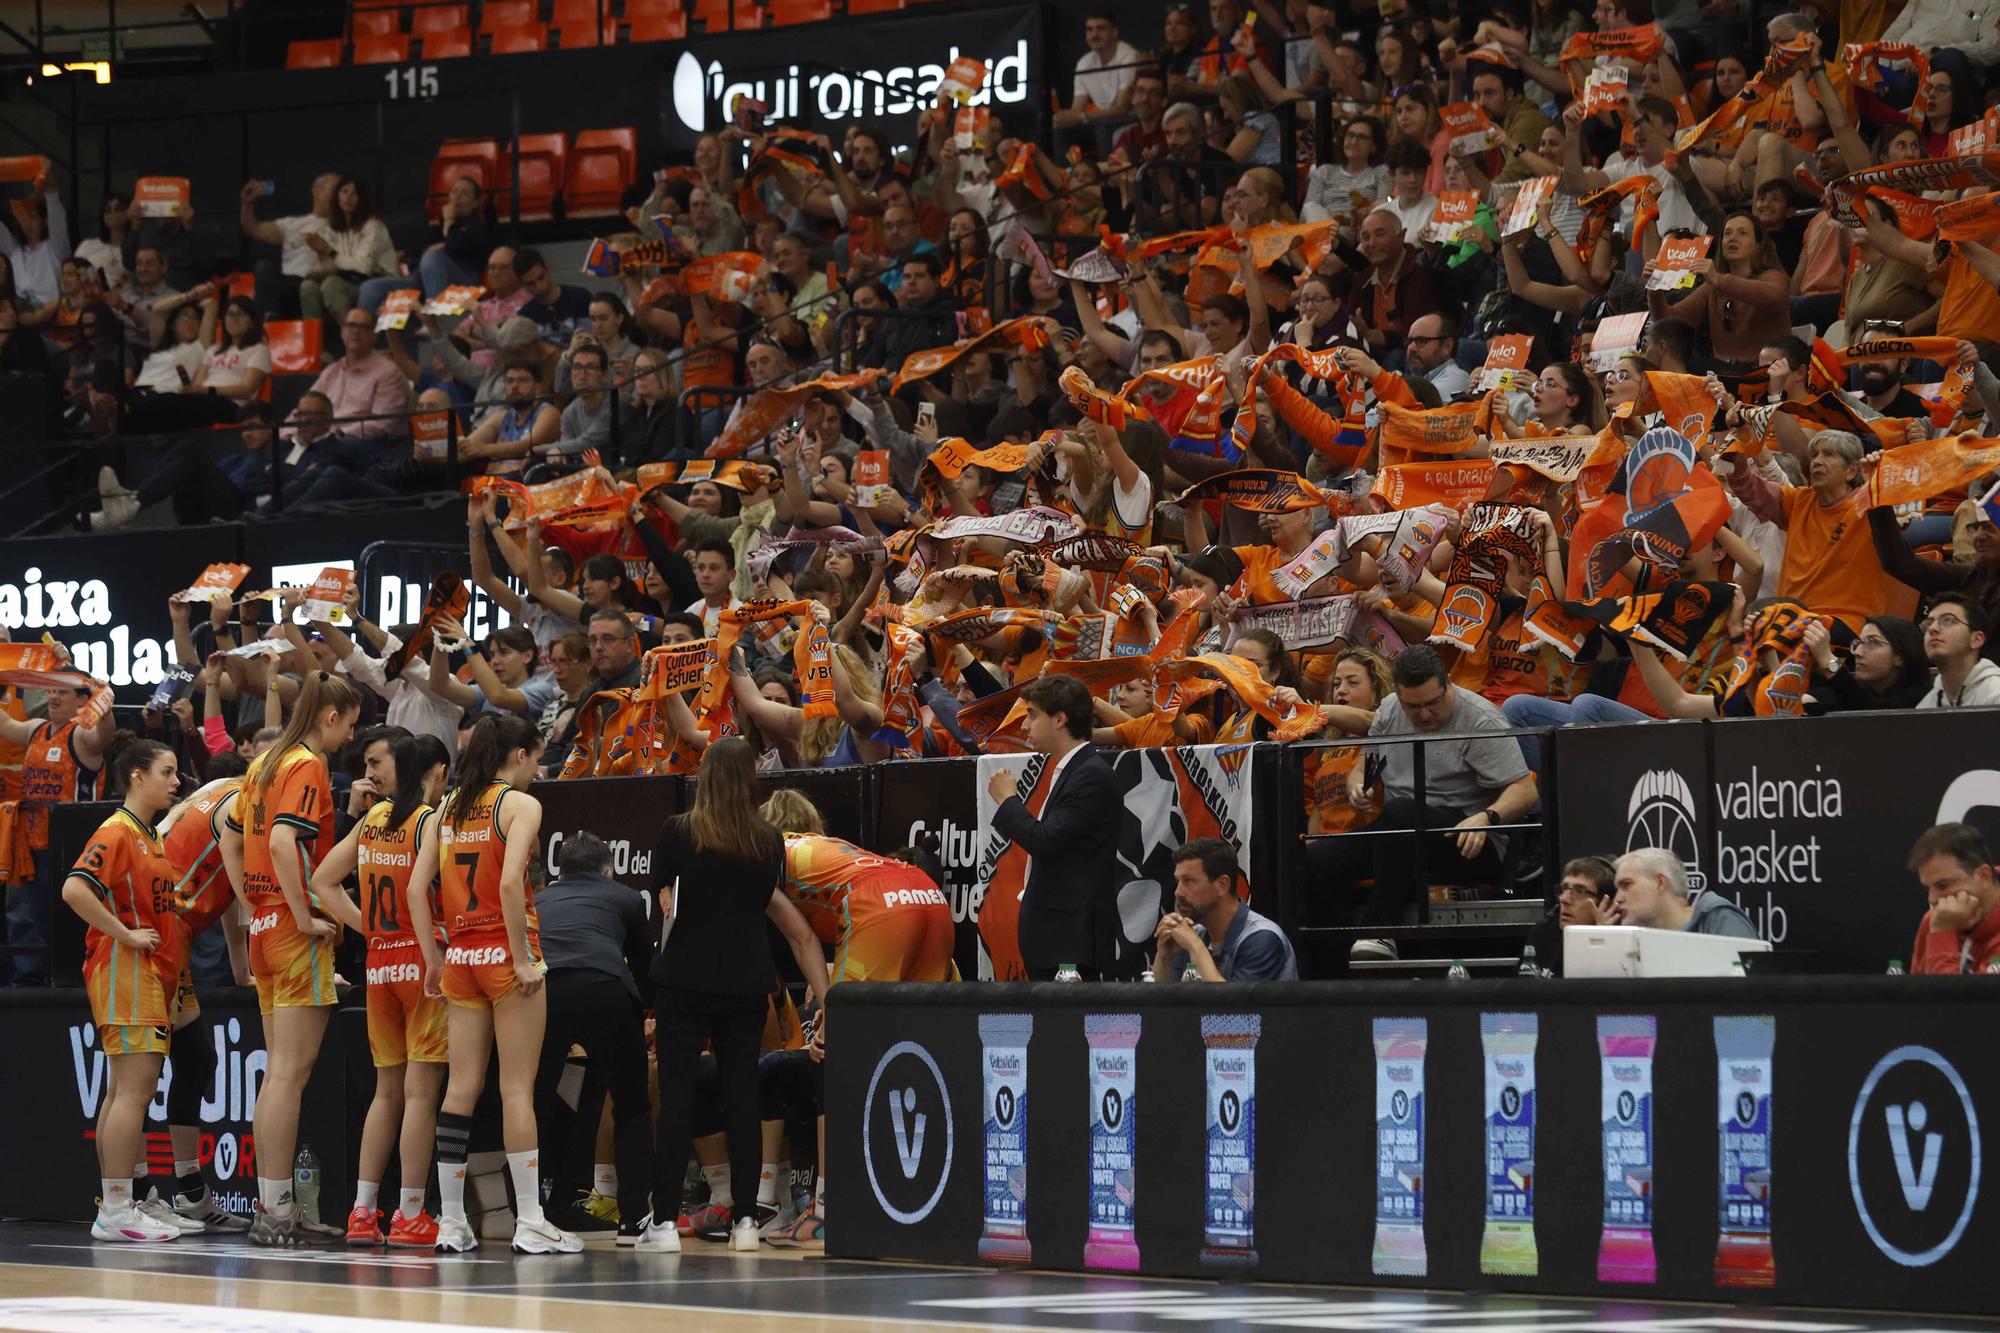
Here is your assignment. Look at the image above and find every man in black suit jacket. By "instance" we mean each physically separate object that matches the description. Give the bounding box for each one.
[988,675,1121,980]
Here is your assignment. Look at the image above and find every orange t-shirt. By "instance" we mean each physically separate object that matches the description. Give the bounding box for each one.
[1451,607,1554,704]
[233,744,335,912]
[1110,710,1214,748]
[1232,543,1298,605]
[1937,254,2000,345]
[1777,485,1889,630]
[681,314,738,391]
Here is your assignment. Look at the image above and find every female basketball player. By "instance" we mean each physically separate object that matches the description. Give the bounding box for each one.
[222,671,363,1246]
[61,740,182,1242]
[416,715,580,1255]
[147,750,254,1235]
[310,733,451,1249]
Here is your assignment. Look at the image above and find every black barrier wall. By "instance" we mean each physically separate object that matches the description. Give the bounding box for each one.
[827,977,1997,1314]
[1554,710,2000,973]
[1,989,348,1224]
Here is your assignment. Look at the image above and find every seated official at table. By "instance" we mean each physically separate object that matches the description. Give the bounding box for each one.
[1905,822,2000,974]
[1151,838,1298,982]
[1609,848,1759,938]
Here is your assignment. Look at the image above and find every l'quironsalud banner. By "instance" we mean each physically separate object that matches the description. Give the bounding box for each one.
[826,977,1996,1315]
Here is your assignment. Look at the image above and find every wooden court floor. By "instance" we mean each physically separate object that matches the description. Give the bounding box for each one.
[0,1222,1992,1332]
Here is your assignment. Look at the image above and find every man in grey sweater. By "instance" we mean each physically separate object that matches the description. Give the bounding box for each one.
[550,342,615,458]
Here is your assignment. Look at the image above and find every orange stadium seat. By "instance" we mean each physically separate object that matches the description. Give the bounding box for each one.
[428,138,501,220]
[284,39,343,69]
[420,24,473,57]
[767,0,830,23]
[625,10,689,41]
[551,0,612,27]
[692,0,761,31]
[478,0,534,33]
[555,22,604,48]
[567,127,637,216]
[495,133,568,220]
[352,9,401,38]
[352,32,413,63]
[846,0,906,11]
[489,21,549,53]
[409,4,469,36]
[265,321,324,375]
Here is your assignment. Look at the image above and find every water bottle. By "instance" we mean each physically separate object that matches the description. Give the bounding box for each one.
[1054,963,1082,983]
[1139,968,1157,983]
[1516,944,1542,978]
[1446,959,1470,981]
[1182,962,1202,982]
[1885,959,1906,975]
[293,1144,321,1224]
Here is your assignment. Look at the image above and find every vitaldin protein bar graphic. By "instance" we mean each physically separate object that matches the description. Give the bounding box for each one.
[1597,1014,1659,1284]
[1372,1017,1428,1277]
[1084,1013,1141,1271]
[1714,1015,1775,1289]
[1480,1012,1538,1276]
[1199,1013,1259,1268]
[976,1012,1032,1265]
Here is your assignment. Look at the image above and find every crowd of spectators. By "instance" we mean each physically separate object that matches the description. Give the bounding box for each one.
[10,0,2000,971]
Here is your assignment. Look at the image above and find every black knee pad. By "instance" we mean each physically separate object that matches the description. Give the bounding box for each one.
[168,1022,216,1127]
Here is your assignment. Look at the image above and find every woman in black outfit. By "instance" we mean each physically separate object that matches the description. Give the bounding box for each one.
[1803,614,1930,714]
[641,737,828,1253]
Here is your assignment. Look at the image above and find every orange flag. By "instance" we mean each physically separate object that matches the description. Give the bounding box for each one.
[1377,396,1498,462]
[1560,23,1664,65]
[1866,433,2000,508]
[1935,191,2000,242]
[708,370,881,458]
[1373,460,1497,509]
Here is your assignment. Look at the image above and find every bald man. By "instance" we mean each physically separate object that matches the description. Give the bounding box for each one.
[1404,314,1470,400]
[1343,208,1445,357]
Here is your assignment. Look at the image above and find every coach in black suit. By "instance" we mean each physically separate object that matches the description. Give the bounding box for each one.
[987,675,1120,980]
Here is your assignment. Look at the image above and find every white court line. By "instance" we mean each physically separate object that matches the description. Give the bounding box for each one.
[470,1270,985,1290]
[28,1240,505,1267]
[0,1260,1086,1333]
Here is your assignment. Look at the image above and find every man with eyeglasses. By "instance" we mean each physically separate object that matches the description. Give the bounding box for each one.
[1311,644,1538,962]
[1404,314,1469,401]
[308,308,413,447]
[1916,593,2000,708]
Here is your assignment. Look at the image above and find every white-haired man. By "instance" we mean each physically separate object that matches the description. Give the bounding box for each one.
[1611,848,1759,937]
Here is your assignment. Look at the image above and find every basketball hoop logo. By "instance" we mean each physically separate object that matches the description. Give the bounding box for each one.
[1626,769,1706,892]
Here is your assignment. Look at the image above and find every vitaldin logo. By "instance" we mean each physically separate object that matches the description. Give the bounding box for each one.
[1847,1045,1981,1267]
[863,1040,953,1225]
[671,42,1030,134]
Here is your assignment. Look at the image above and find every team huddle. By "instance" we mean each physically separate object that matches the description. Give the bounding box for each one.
[60,675,955,1253]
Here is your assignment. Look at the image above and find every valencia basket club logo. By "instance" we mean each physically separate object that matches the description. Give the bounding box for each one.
[1627,769,1706,892]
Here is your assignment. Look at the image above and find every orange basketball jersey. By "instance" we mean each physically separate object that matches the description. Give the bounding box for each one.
[164,776,243,937]
[438,781,522,937]
[232,744,335,912]
[358,800,434,948]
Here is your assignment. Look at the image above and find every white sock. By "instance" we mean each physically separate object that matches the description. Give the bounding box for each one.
[757,1162,780,1207]
[593,1163,617,1196]
[258,1176,295,1219]
[439,1163,467,1224]
[102,1178,133,1212]
[702,1163,731,1210]
[355,1180,380,1211]
[507,1151,544,1226]
[399,1188,426,1218]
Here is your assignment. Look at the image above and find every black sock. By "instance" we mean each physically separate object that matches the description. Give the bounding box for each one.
[177,1171,206,1201]
[436,1110,473,1168]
